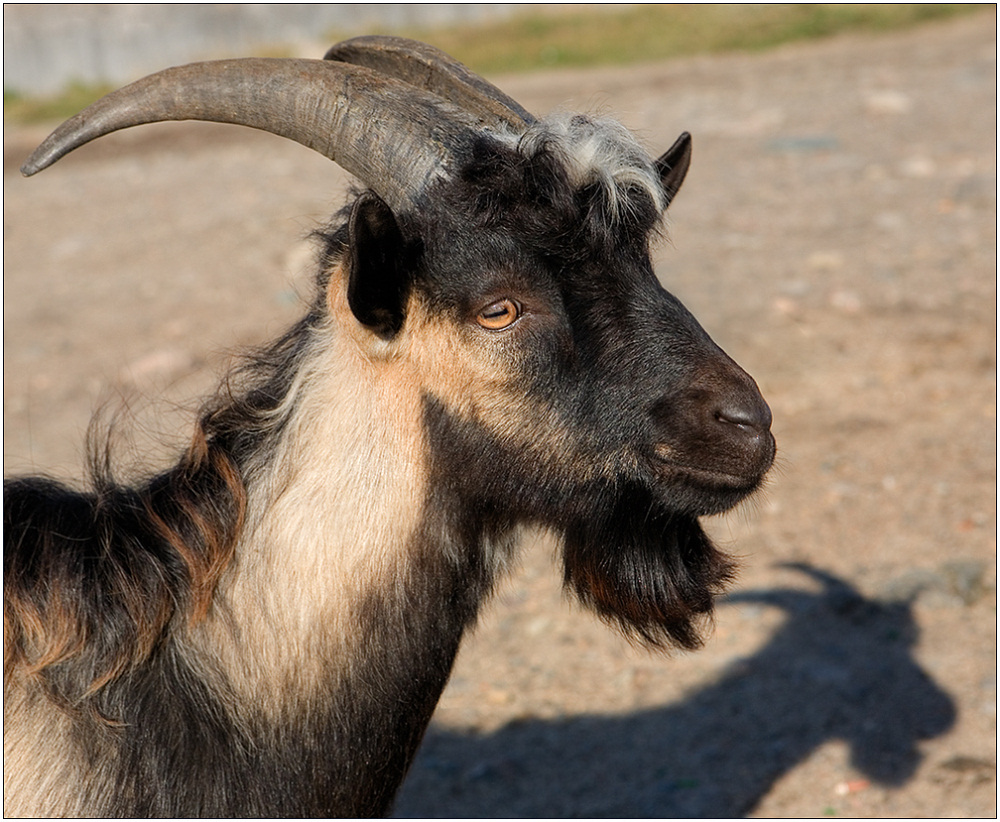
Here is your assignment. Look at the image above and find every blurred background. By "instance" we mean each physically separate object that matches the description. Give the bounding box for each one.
[4,4,996,817]
[4,4,527,95]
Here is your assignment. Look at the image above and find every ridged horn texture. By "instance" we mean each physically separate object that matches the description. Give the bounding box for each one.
[20,58,489,213]
[325,35,535,130]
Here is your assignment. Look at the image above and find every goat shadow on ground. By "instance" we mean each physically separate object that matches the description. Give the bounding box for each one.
[394,564,956,818]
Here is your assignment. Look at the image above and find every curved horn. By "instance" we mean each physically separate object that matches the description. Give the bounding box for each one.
[324,35,535,131]
[21,58,483,212]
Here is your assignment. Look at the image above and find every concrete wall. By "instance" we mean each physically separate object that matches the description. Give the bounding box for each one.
[4,4,533,95]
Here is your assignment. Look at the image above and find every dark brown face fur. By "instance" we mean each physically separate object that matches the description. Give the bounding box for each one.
[342,131,775,649]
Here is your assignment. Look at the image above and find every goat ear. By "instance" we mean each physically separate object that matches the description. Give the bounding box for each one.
[345,193,411,336]
[655,131,692,207]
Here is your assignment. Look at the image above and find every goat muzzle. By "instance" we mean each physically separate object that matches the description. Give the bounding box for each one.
[649,360,775,509]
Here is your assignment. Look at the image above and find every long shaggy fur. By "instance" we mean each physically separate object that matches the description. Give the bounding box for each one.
[4,425,245,706]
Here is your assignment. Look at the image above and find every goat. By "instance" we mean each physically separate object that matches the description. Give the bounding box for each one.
[4,36,775,817]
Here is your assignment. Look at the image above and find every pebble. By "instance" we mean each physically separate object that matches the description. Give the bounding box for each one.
[864,89,913,115]
[121,348,193,383]
[807,251,845,272]
[828,290,863,313]
[877,560,988,606]
[835,778,871,796]
[939,560,986,605]
[766,135,839,153]
[899,156,937,178]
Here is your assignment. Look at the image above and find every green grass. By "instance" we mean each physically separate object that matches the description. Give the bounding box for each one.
[5,4,990,125]
[4,81,115,126]
[402,3,988,75]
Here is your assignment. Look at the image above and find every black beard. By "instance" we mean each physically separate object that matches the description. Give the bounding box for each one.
[562,483,736,650]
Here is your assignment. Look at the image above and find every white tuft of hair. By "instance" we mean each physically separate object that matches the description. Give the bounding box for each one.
[513,112,666,223]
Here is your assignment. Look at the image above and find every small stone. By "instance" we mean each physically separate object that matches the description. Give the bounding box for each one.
[835,778,870,796]
[877,568,941,604]
[773,296,799,316]
[940,559,986,605]
[484,687,512,705]
[829,290,862,313]
[865,90,912,115]
[900,156,936,178]
[807,251,845,271]
[122,348,192,383]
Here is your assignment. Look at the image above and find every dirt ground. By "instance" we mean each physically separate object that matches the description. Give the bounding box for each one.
[4,12,996,818]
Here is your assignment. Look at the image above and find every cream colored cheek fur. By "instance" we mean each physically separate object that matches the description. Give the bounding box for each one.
[192,266,431,710]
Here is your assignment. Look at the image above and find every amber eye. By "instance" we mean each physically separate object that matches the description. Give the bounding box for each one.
[475,299,521,330]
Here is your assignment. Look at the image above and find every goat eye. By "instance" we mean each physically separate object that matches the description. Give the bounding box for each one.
[476,299,520,330]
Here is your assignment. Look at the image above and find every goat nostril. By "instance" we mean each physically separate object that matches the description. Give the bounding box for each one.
[714,400,772,433]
